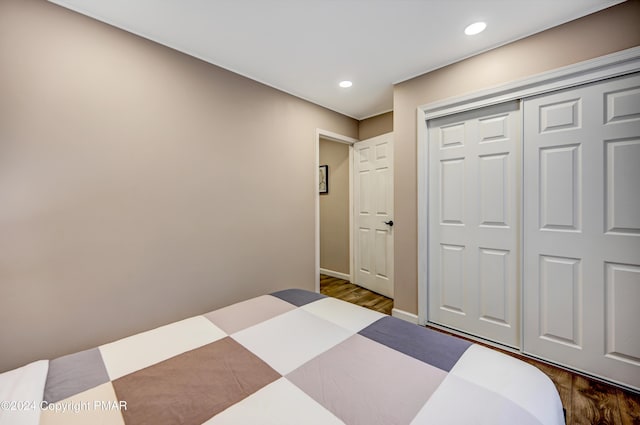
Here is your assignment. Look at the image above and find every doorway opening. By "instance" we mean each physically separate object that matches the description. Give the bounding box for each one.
[314,129,357,293]
[319,138,352,282]
[315,129,395,300]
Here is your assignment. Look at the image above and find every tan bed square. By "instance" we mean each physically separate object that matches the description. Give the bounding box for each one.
[204,294,296,334]
[287,334,447,425]
[112,337,280,425]
[40,382,125,425]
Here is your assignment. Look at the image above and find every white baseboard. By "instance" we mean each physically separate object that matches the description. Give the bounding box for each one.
[392,308,419,324]
[319,268,351,282]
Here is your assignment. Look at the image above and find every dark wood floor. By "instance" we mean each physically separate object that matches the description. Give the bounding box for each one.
[320,274,640,425]
[320,274,393,314]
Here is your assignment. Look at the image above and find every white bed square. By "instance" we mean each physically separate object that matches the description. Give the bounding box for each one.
[204,378,345,425]
[410,374,542,425]
[448,345,564,425]
[0,360,48,425]
[99,316,226,380]
[231,309,352,375]
[301,297,386,333]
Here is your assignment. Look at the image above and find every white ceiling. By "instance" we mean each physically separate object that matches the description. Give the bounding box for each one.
[49,0,624,119]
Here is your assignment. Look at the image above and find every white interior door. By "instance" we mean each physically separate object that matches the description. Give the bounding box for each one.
[428,102,521,348]
[354,133,394,298]
[523,72,640,389]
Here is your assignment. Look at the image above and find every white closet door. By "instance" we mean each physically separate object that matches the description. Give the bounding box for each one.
[428,101,521,347]
[523,73,640,389]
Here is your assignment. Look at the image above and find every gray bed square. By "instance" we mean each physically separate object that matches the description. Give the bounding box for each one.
[359,316,472,371]
[43,347,110,403]
[270,289,326,307]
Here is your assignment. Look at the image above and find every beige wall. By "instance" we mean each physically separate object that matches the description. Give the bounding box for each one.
[319,139,350,274]
[0,0,357,372]
[359,111,393,140]
[393,0,640,314]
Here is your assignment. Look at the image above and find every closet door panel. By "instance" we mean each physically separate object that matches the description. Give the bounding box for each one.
[523,72,640,390]
[428,102,521,348]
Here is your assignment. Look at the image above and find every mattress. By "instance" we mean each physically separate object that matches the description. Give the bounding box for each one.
[0,289,565,425]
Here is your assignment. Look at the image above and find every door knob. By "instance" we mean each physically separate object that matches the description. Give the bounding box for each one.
[384,220,394,227]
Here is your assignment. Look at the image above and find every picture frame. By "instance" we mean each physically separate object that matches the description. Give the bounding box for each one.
[319,165,328,194]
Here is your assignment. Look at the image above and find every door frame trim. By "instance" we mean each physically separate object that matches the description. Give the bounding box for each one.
[416,46,640,326]
[315,129,358,293]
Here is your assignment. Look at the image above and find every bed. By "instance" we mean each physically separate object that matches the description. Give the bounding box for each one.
[1,289,564,425]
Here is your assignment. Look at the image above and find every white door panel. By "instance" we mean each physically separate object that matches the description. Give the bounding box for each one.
[428,101,521,347]
[523,72,640,389]
[354,134,394,298]
[606,139,640,234]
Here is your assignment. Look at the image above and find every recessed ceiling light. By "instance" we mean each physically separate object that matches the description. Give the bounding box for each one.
[339,80,353,88]
[464,22,486,36]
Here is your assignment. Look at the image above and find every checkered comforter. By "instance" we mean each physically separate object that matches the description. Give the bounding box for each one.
[3,289,564,424]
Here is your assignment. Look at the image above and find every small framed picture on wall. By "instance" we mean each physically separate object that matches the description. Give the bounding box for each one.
[319,165,328,194]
